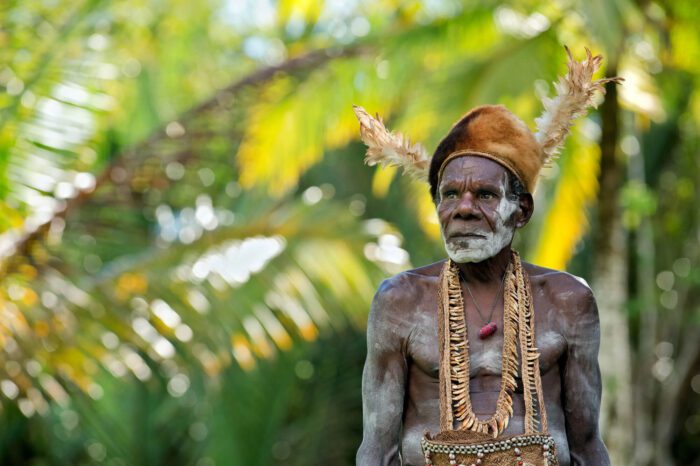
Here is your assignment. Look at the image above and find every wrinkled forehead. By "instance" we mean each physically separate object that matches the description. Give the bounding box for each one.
[438,155,511,188]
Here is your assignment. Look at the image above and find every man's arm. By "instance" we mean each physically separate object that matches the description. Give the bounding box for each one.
[356,279,409,466]
[561,284,610,465]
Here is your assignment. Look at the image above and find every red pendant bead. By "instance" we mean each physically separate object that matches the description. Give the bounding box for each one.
[478,322,497,339]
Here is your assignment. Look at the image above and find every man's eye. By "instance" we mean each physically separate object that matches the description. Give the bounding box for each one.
[443,190,458,199]
[477,191,495,200]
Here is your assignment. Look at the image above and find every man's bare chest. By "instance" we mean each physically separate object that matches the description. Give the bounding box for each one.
[405,291,567,380]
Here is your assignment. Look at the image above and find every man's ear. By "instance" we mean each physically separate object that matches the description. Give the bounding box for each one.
[515,193,534,228]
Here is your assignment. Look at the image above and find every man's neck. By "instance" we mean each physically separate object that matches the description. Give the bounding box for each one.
[455,245,512,283]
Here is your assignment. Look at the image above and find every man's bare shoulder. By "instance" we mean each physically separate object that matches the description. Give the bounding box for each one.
[376,260,445,296]
[523,261,595,312]
[403,259,447,279]
[371,260,445,315]
[367,260,446,349]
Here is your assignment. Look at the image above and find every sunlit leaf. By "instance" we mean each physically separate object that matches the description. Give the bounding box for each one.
[531,125,600,269]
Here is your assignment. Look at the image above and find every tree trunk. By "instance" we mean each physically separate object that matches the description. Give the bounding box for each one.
[591,73,633,465]
[653,326,700,466]
[629,122,657,466]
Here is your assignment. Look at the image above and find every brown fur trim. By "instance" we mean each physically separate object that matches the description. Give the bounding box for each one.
[430,105,542,195]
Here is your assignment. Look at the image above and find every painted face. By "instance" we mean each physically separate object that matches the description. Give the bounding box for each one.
[437,156,520,263]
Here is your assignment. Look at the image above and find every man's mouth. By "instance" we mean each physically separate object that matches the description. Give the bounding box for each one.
[449,232,487,239]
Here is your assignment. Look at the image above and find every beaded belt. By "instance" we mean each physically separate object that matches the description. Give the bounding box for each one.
[421,432,558,466]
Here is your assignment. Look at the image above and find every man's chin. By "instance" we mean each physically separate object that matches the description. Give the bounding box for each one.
[445,245,491,264]
[447,251,490,263]
[444,237,510,263]
[443,228,515,263]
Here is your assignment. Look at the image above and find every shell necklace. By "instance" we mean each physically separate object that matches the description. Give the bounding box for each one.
[438,250,547,437]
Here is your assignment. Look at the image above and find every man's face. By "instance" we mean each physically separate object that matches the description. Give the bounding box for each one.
[437,156,521,263]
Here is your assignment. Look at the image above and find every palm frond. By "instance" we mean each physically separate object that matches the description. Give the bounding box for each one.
[530,125,600,269]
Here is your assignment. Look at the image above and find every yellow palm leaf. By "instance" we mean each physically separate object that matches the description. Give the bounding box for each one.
[371,165,397,198]
[237,60,396,196]
[278,0,322,25]
[531,125,600,270]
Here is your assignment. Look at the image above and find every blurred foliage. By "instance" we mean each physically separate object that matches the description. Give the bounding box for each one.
[0,0,699,465]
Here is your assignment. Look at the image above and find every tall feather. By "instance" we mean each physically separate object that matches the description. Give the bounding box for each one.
[535,47,623,164]
[352,105,430,180]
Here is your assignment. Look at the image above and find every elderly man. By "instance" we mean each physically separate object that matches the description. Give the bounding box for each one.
[353,50,618,466]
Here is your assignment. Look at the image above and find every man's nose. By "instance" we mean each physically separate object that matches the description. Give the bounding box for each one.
[454,192,481,219]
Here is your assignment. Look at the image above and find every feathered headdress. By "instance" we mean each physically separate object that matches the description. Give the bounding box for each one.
[352,105,430,180]
[353,47,622,192]
[535,46,623,165]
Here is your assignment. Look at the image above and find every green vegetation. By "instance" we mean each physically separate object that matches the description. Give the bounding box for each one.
[0,1,698,464]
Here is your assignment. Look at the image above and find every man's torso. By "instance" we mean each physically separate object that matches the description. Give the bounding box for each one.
[384,259,585,466]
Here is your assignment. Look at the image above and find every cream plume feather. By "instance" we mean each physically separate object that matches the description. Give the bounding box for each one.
[535,46,623,164]
[352,105,430,180]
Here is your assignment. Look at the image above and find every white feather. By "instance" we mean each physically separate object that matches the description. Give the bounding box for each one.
[352,105,430,180]
[535,47,623,165]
